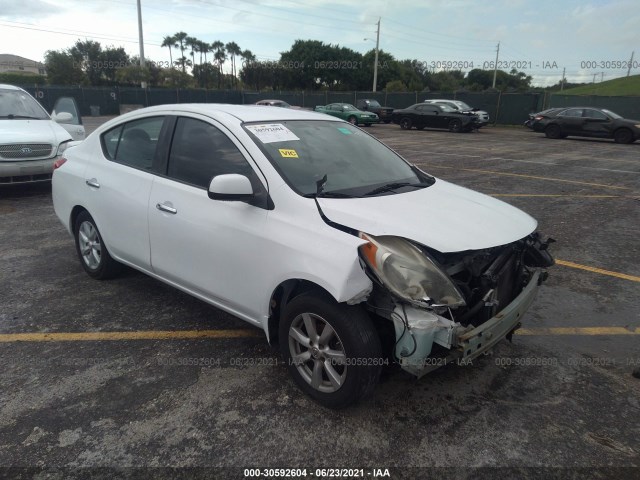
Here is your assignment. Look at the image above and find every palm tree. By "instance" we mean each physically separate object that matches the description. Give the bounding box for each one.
[211,41,226,89]
[173,31,189,73]
[186,36,199,69]
[225,41,241,88]
[161,35,176,68]
[241,49,255,64]
[198,40,209,65]
[240,49,256,89]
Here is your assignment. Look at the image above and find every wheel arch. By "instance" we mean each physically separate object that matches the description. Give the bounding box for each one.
[267,279,339,346]
[69,205,89,232]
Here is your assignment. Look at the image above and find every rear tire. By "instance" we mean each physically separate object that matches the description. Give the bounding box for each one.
[544,124,562,139]
[279,291,382,409]
[613,128,633,144]
[74,211,121,280]
[400,117,412,130]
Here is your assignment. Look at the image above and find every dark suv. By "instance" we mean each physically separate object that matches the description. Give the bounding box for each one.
[355,99,394,124]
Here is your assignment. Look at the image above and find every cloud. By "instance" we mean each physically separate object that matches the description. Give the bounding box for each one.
[0,0,61,19]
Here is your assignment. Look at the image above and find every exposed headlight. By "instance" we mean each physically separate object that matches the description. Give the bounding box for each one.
[56,140,71,157]
[634,124,640,128]
[358,233,466,308]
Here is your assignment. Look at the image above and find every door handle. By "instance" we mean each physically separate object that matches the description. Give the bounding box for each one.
[85,178,100,188]
[156,202,177,214]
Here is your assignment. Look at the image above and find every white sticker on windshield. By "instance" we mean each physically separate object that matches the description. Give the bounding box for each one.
[245,124,300,143]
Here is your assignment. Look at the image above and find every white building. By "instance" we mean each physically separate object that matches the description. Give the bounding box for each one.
[0,54,46,76]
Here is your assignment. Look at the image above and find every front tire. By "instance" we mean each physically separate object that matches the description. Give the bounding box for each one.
[400,117,412,130]
[613,128,633,144]
[347,116,357,126]
[279,291,382,409]
[448,119,462,133]
[74,211,121,279]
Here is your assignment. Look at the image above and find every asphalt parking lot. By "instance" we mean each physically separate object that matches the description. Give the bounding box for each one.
[1,119,639,478]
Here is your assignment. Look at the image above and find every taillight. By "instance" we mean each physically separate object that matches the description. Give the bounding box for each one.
[53,157,67,170]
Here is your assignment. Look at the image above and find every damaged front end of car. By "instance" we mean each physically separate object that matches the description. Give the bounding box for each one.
[358,231,555,377]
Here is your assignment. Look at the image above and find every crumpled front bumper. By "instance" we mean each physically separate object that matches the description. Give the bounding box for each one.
[458,270,540,361]
[397,270,542,377]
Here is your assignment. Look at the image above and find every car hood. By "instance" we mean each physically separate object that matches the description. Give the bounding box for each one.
[618,118,640,127]
[0,119,72,145]
[318,179,537,253]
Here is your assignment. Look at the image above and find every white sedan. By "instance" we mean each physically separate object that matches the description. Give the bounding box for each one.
[52,104,554,408]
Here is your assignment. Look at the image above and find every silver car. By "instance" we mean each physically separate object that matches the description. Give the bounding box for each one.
[423,99,490,127]
[0,84,84,184]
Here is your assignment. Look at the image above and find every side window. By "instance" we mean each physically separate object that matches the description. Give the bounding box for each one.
[559,109,582,117]
[167,117,255,189]
[102,125,123,160]
[583,109,607,120]
[101,116,164,170]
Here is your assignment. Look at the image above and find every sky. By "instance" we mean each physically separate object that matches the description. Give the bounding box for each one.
[0,0,638,87]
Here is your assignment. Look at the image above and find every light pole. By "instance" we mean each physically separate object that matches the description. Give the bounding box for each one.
[136,0,147,88]
[364,18,381,92]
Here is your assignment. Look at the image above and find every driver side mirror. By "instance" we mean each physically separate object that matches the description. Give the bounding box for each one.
[52,112,74,123]
[208,174,254,201]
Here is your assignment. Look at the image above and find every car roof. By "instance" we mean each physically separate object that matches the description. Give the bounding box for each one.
[0,84,25,91]
[117,103,336,123]
[557,106,600,110]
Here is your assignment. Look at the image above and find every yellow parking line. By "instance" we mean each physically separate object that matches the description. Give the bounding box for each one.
[517,327,640,335]
[426,165,632,191]
[490,194,633,198]
[1,327,636,343]
[556,259,640,283]
[0,329,261,343]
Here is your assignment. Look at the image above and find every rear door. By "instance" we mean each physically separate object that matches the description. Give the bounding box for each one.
[83,115,167,270]
[556,108,583,135]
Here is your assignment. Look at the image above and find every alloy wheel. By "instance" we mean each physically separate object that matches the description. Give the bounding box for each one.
[78,220,102,270]
[288,312,347,393]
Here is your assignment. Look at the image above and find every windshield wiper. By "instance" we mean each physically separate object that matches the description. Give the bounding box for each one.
[364,181,431,196]
[302,174,360,199]
[304,191,359,198]
[0,114,43,120]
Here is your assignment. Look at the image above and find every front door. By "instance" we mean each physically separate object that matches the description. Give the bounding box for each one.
[148,115,269,321]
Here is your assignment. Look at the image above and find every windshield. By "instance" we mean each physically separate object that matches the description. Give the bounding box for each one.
[439,105,457,113]
[244,120,433,197]
[601,109,622,119]
[455,101,473,110]
[0,89,49,119]
[342,104,356,111]
[367,100,381,107]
